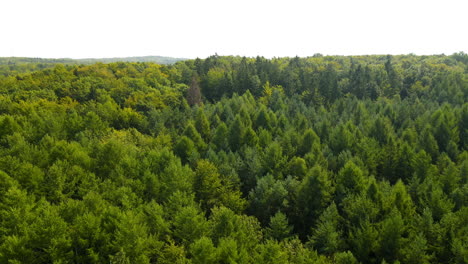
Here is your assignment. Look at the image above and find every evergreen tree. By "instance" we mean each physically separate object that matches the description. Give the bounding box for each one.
[265,211,293,240]
[195,108,211,142]
[336,161,366,204]
[211,122,228,151]
[298,128,320,156]
[378,209,405,263]
[194,160,224,210]
[174,136,197,164]
[228,115,245,152]
[309,203,343,255]
[296,165,333,236]
[183,122,206,151]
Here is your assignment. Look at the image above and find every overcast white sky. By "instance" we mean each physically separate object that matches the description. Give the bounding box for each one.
[1,0,467,59]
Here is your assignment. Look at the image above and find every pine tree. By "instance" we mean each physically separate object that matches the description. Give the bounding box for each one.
[266,211,293,240]
[195,108,211,142]
[336,161,366,204]
[309,203,343,255]
[212,123,228,150]
[378,209,405,263]
[194,160,223,210]
[298,128,320,156]
[228,115,245,152]
[190,237,217,264]
[296,165,333,235]
[174,136,197,164]
[183,122,206,151]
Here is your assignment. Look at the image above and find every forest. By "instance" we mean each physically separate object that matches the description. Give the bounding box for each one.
[0,56,185,76]
[0,53,467,264]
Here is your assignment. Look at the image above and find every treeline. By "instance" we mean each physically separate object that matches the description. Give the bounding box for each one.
[0,54,466,263]
[0,56,186,77]
[177,53,468,105]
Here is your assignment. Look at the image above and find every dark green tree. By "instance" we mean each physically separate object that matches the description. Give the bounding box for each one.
[265,211,293,240]
[309,203,343,255]
[228,115,245,152]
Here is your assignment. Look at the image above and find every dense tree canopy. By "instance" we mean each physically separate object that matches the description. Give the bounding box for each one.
[0,53,467,263]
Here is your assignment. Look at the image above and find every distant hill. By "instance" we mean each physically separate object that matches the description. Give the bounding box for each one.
[75,56,188,64]
[0,57,76,65]
[0,56,188,76]
[0,56,187,65]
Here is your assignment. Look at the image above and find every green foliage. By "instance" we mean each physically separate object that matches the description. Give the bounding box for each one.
[190,237,217,264]
[173,206,209,245]
[212,122,229,151]
[378,210,405,263]
[261,141,287,176]
[348,219,379,263]
[298,128,320,156]
[0,55,466,263]
[400,232,432,264]
[255,105,272,130]
[248,173,288,224]
[195,108,211,141]
[228,115,245,152]
[309,203,343,255]
[194,160,224,210]
[265,211,293,240]
[174,136,197,164]
[183,122,206,151]
[286,156,308,179]
[194,160,245,212]
[334,251,359,264]
[336,161,366,204]
[296,165,334,236]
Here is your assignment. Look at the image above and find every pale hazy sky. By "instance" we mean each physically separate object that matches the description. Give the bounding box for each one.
[1,0,467,59]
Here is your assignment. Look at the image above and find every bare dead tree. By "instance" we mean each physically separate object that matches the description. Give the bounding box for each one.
[187,75,202,106]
